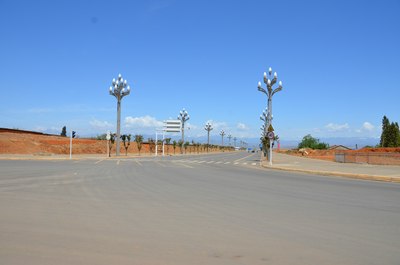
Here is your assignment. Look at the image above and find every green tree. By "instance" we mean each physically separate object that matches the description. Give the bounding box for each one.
[148,138,155,153]
[380,116,400,147]
[121,134,131,156]
[298,134,329,150]
[172,140,177,154]
[184,141,190,154]
[108,133,116,157]
[96,133,107,140]
[135,135,143,155]
[380,116,390,147]
[60,126,67,137]
[178,140,184,154]
[165,138,171,154]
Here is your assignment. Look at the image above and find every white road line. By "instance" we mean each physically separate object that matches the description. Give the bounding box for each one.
[94,159,105,164]
[155,161,166,167]
[252,163,257,166]
[198,161,206,164]
[117,160,120,165]
[234,153,255,163]
[207,161,215,164]
[243,162,247,165]
[135,160,142,166]
[234,162,239,165]
[224,162,230,164]
[175,162,193,168]
[216,161,223,164]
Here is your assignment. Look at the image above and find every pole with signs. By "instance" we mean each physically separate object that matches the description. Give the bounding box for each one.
[106,131,111,157]
[267,130,274,165]
[69,130,76,160]
[155,131,158,156]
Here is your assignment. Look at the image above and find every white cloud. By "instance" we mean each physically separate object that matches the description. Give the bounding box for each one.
[362,122,374,131]
[125,115,163,128]
[237,123,249,130]
[205,120,228,130]
[186,123,198,130]
[325,123,350,131]
[90,119,113,129]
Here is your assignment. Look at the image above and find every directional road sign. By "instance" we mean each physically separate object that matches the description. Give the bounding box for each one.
[163,120,181,132]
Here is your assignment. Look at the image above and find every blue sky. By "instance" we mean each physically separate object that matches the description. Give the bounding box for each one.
[1,0,399,144]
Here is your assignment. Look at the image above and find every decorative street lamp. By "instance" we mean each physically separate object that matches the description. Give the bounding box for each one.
[109,73,131,156]
[220,130,225,146]
[204,122,213,153]
[258,66,283,164]
[227,134,232,146]
[177,108,190,143]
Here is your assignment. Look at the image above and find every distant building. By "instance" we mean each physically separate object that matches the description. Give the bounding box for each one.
[329,145,352,151]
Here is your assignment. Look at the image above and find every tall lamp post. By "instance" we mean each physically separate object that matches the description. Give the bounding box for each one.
[227,134,232,146]
[257,67,283,164]
[109,73,131,156]
[220,130,225,146]
[178,108,190,143]
[233,137,237,148]
[204,122,213,153]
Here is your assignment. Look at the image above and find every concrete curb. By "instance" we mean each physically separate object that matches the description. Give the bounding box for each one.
[261,164,400,183]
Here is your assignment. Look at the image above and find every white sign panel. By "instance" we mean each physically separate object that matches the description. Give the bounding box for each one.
[163,120,181,132]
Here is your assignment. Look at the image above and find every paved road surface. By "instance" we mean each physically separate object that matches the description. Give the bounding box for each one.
[1,152,399,265]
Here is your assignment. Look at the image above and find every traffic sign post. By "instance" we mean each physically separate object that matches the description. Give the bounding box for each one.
[69,130,76,160]
[267,128,274,166]
[106,131,111,157]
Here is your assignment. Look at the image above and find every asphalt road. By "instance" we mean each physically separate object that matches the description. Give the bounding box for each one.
[0,152,399,265]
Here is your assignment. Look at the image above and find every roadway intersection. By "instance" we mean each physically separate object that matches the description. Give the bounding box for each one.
[1,152,399,265]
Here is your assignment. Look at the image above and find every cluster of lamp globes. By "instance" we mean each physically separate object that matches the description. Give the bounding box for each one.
[204,122,213,132]
[109,74,131,98]
[178,108,190,122]
[257,67,283,94]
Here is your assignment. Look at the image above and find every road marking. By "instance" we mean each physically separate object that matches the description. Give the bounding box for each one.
[174,162,193,168]
[252,163,257,166]
[224,162,230,164]
[155,161,166,167]
[198,161,206,163]
[234,153,255,163]
[207,161,215,164]
[134,160,142,166]
[117,160,120,165]
[234,162,239,165]
[216,161,223,164]
[95,159,105,164]
[243,162,247,165]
